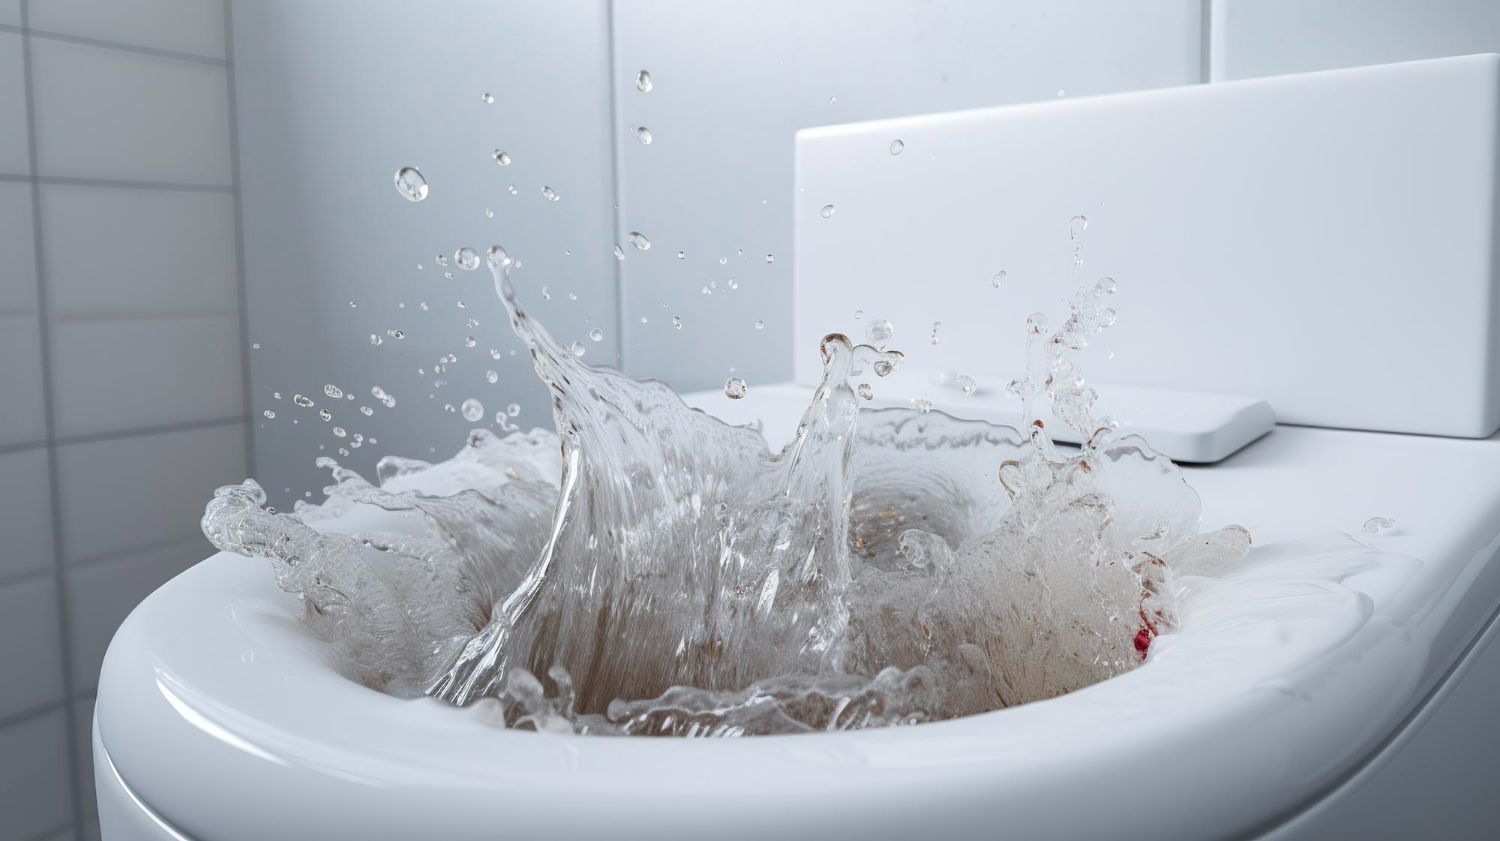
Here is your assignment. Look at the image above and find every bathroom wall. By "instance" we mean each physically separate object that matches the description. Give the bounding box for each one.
[0,2,247,839]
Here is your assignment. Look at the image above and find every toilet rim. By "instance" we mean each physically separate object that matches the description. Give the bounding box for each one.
[97,540,1433,840]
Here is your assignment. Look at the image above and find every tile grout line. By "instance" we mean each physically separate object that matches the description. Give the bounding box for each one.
[0,22,229,67]
[223,0,257,483]
[605,0,627,373]
[0,414,245,457]
[0,172,236,193]
[16,1,89,834]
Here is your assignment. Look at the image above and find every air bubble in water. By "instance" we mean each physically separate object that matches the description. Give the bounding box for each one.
[1096,276,1118,294]
[889,139,904,155]
[507,402,520,417]
[465,336,478,348]
[481,92,494,104]
[992,270,1007,288]
[492,150,512,166]
[486,370,499,384]
[292,394,314,408]
[723,376,748,399]
[393,167,428,202]
[589,328,603,342]
[1362,516,1395,534]
[359,406,373,416]
[613,244,625,261]
[821,204,835,218]
[635,70,652,92]
[766,253,774,263]
[929,321,942,345]
[318,408,332,421]
[435,253,449,267]
[462,399,485,422]
[262,409,275,419]
[867,318,893,343]
[455,248,480,270]
[911,397,932,414]
[486,245,511,267]
[636,127,652,144]
[1070,215,1088,239]
[672,316,683,330]
[570,341,586,357]
[857,382,873,400]
[1025,313,1048,333]
[332,426,346,438]
[755,320,765,330]
[542,186,560,202]
[957,375,977,396]
[628,231,651,251]
[324,384,343,399]
[370,334,382,346]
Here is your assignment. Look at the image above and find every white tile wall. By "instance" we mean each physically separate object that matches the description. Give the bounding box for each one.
[30,37,232,185]
[1213,0,1500,80]
[29,0,226,59]
[0,709,73,841]
[0,448,55,581]
[0,32,29,173]
[0,574,64,719]
[54,422,244,564]
[0,180,37,312]
[40,184,239,317]
[0,5,249,837]
[66,539,206,691]
[49,316,244,438]
[0,315,48,447]
[611,0,1205,390]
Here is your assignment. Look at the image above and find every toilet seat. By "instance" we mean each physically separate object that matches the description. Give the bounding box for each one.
[94,392,1500,841]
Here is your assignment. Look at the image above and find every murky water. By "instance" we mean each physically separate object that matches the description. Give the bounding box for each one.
[203,248,1266,736]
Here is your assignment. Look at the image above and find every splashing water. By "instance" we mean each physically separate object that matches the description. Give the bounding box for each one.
[206,257,1263,736]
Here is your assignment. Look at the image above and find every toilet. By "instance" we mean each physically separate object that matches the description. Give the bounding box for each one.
[94,55,1500,839]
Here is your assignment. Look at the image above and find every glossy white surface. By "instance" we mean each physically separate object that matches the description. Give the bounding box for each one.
[684,380,1274,463]
[95,401,1500,840]
[794,54,1500,438]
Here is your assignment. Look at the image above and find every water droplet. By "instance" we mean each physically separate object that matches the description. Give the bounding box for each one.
[323,384,343,399]
[676,250,686,260]
[1362,516,1396,534]
[262,409,275,419]
[857,383,873,400]
[1095,276,1118,294]
[567,291,578,301]
[569,341,586,357]
[481,92,494,104]
[765,253,774,263]
[613,244,625,261]
[854,309,863,320]
[957,375,977,396]
[508,184,519,195]
[486,245,511,267]
[889,139,904,155]
[929,321,942,345]
[723,376,748,399]
[292,394,314,408]
[821,204,835,219]
[318,408,332,421]
[435,253,449,267]
[359,405,373,416]
[492,149,511,166]
[485,208,494,218]
[506,403,520,417]
[628,231,651,251]
[1070,215,1089,239]
[992,270,1007,288]
[370,333,382,346]
[454,247,480,270]
[672,316,683,330]
[718,256,727,265]
[461,398,485,422]
[1025,312,1048,333]
[636,126,652,144]
[542,186,560,202]
[912,397,933,414]
[387,329,404,340]
[332,426,346,438]
[867,318,893,343]
[635,69,653,92]
[754,319,765,330]
[393,167,428,202]
[464,336,478,348]
[589,327,603,342]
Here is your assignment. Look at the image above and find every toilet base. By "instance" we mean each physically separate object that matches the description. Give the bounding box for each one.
[95,720,196,841]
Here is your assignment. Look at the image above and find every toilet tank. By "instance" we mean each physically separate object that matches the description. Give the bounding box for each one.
[792,53,1500,439]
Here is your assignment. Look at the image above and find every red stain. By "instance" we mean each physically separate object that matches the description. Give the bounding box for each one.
[1132,626,1152,659]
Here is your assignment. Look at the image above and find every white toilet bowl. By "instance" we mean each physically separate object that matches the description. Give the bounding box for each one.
[94,54,1500,839]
